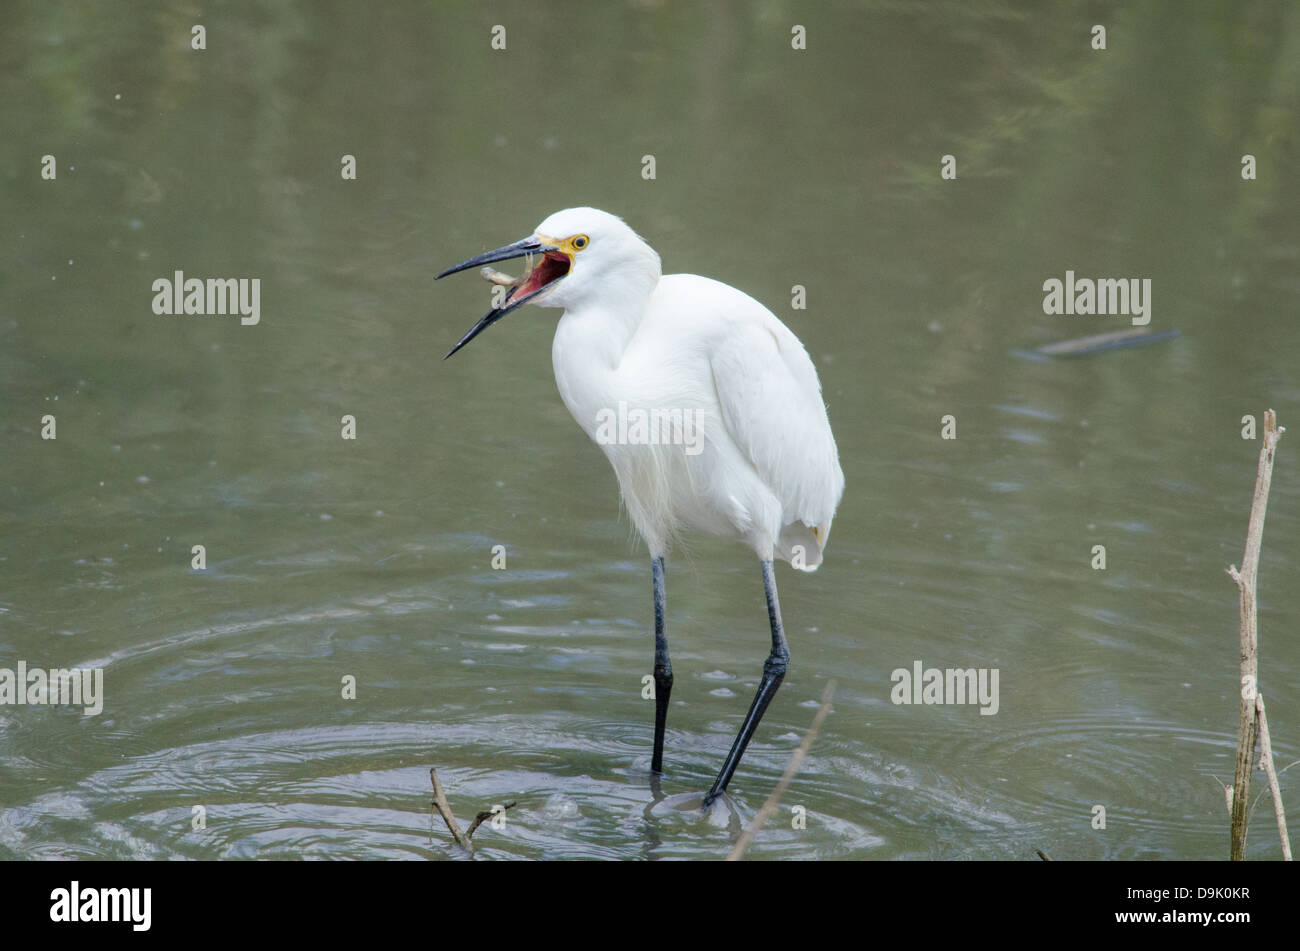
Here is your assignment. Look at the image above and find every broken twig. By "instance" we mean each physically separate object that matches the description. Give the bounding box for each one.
[1255,694,1292,860]
[1226,409,1286,860]
[430,768,474,852]
[466,801,518,839]
[726,679,836,861]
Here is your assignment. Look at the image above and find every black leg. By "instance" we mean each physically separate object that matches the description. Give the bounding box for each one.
[651,555,673,773]
[703,559,788,807]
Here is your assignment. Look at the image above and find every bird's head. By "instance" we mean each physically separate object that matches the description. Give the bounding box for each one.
[437,207,661,359]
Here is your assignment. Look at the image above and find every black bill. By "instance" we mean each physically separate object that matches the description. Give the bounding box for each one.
[437,236,571,359]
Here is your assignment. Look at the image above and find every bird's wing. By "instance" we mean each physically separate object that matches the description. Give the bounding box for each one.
[706,310,845,550]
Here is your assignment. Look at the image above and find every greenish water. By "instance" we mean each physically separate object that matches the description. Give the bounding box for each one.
[2,0,1297,860]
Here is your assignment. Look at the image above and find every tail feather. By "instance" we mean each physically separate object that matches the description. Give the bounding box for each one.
[777,521,828,572]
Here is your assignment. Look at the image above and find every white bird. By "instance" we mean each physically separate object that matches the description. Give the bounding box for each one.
[438,207,844,805]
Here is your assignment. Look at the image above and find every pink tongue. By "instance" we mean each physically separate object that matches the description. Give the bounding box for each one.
[519,252,566,295]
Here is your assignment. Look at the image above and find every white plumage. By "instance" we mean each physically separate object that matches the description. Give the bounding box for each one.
[537,208,845,568]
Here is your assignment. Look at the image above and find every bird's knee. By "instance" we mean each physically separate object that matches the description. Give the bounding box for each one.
[763,649,789,679]
[654,664,674,689]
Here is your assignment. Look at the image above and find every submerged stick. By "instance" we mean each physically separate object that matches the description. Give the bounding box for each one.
[1035,327,1180,358]
[430,768,474,852]
[430,770,518,853]
[1226,409,1285,860]
[726,679,836,861]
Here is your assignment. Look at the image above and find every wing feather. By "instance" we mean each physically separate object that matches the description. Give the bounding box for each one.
[707,314,844,564]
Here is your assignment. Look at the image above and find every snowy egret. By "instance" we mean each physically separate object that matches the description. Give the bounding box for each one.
[438,207,844,806]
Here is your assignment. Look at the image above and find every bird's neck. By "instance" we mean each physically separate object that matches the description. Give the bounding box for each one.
[551,290,651,438]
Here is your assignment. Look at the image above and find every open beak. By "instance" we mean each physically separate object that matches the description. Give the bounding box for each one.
[437,235,571,359]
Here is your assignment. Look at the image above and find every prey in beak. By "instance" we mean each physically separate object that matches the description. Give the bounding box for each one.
[436,235,571,358]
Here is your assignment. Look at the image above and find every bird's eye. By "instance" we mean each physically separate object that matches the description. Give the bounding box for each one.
[572,234,589,250]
